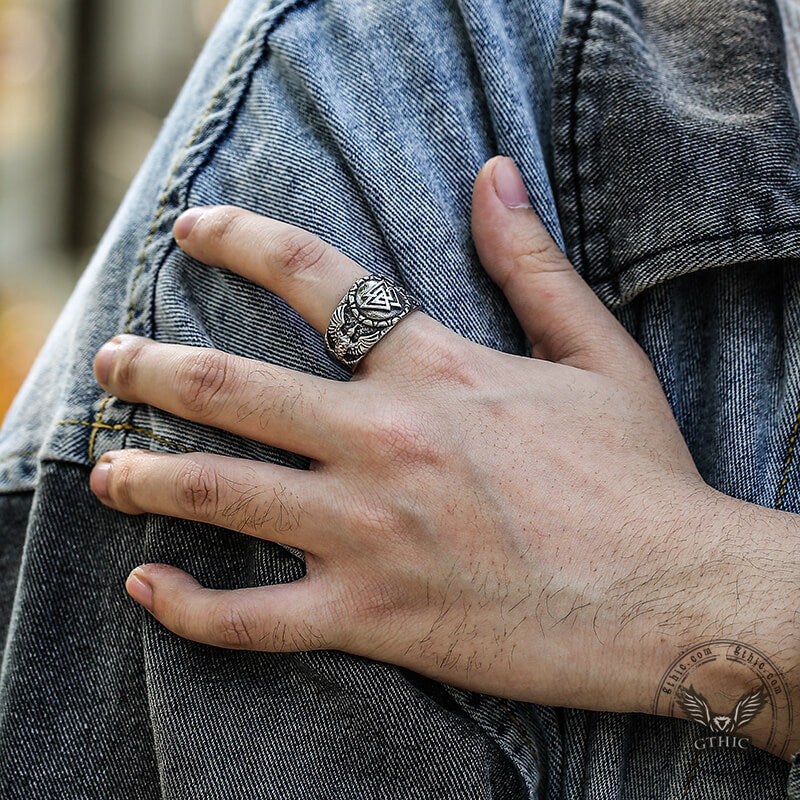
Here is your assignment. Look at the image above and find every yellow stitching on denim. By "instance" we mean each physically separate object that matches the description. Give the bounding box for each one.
[0,449,40,464]
[58,419,194,452]
[777,399,800,509]
[499,699,541,772]
[90,15,265,464]
[679,753,699,799]
[88,394,113,463]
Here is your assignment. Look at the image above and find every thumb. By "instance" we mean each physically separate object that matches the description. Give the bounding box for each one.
[471,156,655,384]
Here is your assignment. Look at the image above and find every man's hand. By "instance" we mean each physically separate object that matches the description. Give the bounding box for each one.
[88,156,799,759]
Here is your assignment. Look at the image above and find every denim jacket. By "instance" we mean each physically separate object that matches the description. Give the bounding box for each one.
[0,0,799,797]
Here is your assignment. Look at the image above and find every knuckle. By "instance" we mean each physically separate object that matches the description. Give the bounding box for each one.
[362,410,433,466]
[106,455,140,512]
[214,602,257,649]
[343,492,400,540]
[347,579,404,630]
[201,206,245,248]
[425,342,480,388]
[402,326,481,388]
[362,578,404,619]
[343,487,428,558]
[176,350,231,415]
[175,460,221,519]
[273,230,328,280]
[514,230,572,277]
[291,620,333,652]
[109,337,147,396]
[158,597,194,640]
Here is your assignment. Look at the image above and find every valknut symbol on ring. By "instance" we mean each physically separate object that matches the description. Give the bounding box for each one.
[324,274,422,369]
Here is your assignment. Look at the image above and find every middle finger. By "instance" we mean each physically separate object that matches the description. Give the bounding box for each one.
[94,334,352,461]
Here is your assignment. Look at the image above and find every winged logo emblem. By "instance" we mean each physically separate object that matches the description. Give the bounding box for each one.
[677,684,767,734]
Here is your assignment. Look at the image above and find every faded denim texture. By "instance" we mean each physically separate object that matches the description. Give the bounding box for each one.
[0,0,799,796]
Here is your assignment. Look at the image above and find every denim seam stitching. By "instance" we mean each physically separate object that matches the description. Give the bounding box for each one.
[595,225,800,285]
[0,449,40,465]
[567,0,800,295]
[84,0,324,466]
[88,60,243,462]
[679,752,699,799]
[88,395,113,462]
[566,0,598,277]
[57,419,195,453]
[85,2,279,465]
[776,397,800,509]
[499,699,541,774]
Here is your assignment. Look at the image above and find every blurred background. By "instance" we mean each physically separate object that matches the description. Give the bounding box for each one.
[0,0,227,421]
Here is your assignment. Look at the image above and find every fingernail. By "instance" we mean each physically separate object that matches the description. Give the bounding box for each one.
[174,208,204,240]
[492,157,531,209]
[90,456,114,499]
[127,568,153,610]
[94,338,122,386]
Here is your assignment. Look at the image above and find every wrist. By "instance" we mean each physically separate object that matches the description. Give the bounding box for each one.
[651,485,800,760]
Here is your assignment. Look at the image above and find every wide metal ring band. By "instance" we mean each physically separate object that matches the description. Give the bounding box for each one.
[324,274,422,369]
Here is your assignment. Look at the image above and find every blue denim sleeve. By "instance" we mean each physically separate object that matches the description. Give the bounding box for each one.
[1,0,800,796]
[0,0,565,490]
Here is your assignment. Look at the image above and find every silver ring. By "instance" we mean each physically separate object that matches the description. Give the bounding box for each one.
[324,274,422,369]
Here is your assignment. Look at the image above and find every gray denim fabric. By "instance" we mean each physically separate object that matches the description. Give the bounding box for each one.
[0,0,798,796]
